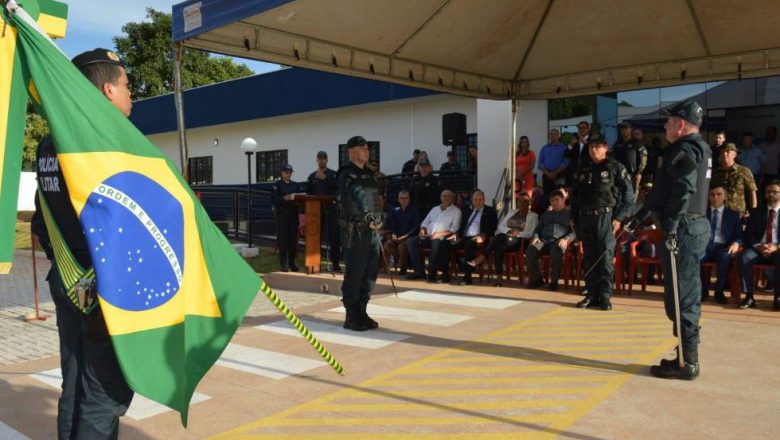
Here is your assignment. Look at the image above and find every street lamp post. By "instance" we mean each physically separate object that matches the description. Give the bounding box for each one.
[240,137,258,248]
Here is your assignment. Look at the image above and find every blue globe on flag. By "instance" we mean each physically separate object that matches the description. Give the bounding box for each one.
[80,171,185,311]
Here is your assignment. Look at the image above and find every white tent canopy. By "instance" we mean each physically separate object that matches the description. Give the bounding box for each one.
[173,0,780,100]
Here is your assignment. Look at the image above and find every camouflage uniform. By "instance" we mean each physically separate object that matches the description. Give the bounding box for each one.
[710,164,757,216]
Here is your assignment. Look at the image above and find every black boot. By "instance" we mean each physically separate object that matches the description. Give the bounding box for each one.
[343,303,371,331]
[360,299,379,329]
[599,293,612,311]
[651,348,699,380]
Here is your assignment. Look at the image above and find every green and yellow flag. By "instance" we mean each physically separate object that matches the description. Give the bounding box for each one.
[4,2,261,424]
[0,0,66,273]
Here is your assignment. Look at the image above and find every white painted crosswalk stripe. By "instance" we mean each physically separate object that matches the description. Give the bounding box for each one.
[326,304,472,327]
[397,290,521,309]
[216,343,324,379]
[28,369,210,421]
[256,320,410,349]
[0,421,30,440]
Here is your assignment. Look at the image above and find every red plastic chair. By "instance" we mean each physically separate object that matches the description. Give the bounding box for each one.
[628,229,663,294]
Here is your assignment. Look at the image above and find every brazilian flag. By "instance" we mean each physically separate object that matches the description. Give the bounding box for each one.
[0,0,66,274]
[5,2,260,425]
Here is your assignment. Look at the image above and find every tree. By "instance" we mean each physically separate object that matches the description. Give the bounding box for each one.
[113,8,253,99]
[23,104,48,170]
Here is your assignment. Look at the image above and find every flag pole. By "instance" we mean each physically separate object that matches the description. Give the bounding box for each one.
[173,41,190,183]
[258,279,345,375]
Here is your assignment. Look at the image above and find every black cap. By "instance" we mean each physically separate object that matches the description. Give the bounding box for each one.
[661,100,703,126]
[72,48,126,69]
[347,136,368,148]
[588,133,608,145]
[419,158,431,166]
[316,150,327,158]
[281,163,293,172]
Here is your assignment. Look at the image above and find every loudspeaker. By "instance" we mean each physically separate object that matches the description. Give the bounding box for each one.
[442,113,467,146]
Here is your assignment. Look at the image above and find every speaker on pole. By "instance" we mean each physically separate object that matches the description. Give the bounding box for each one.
[442,113,467,146]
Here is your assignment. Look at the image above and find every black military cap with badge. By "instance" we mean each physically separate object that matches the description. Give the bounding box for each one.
[347,136,368,148]
[661,100,704,126]
[71,48,126,69]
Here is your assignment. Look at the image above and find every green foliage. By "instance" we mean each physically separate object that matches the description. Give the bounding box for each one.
[23,105,48,170]
[549,97,591,120]
[113,8,253,99]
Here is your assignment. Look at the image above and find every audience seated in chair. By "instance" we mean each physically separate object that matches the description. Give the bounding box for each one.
[406,190,462,283]
[700,186,742,304]
[467,193,538,286]
[452,189,497,285]
[383,190,420,275]
[525,190,575,290]
[738,180,780,311]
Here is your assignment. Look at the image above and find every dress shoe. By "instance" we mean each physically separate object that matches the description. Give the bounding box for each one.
[714,290,727,305]
[399,267,408,276]
[739,297,756,309]
[650,361,699,380]
[426,275,437,283]
[439,274,451,284]
[494,274,503,287]
[405,272,425,280]
[458,278,473,286]
[527,279,544,289]
[280,266,290,272]
[774,297,780,311]
[576,297,596,309]
[547,282,558,291]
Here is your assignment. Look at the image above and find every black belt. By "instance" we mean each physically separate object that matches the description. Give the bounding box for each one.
[580,206,612,216]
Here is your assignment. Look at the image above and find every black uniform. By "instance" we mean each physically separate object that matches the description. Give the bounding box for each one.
[338,161,383,331]
[271,179,301,270]
[610,137,648,191]
[571,156,634,309]
[409,173,441,215]
[307,168,340,269]
[439,161,462,190]
[644,131,711,372]
[31,137,133,439]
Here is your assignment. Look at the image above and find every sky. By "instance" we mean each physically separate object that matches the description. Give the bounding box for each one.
[53,0,278,74]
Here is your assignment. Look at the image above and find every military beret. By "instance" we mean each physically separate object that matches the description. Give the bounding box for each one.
[72,48,126,69]
[347,136,368,148]
[661,100,704,126]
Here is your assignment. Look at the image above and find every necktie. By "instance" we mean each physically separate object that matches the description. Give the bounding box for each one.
[465,209,480,235]
[767,209,776,244]
[710,209,718,244]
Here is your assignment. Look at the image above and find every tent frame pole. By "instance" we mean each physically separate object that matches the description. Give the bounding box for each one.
[509,98,518,210]
[173,41,190,183]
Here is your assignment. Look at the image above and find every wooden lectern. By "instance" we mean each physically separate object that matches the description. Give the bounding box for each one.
[294,194,335,274]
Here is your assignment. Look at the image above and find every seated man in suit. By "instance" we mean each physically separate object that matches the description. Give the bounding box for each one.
[452,189,497,285]
[383,190,421,275]
[406,190,462,283]
[525,190,575,291]
[700,186,742,304]
[739,180,780,311]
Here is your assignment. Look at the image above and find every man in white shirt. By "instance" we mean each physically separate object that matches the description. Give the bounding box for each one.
[739,180,780,311]
[405,190,462,282]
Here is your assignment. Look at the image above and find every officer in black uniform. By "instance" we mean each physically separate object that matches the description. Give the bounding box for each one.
[610,122,648,195]
[271,163,301,272]
[30,48,134,439]
[572,134,634,311]
[641,100,712,380]
[338,136,383,331]
[408,158,441,215]
[307,151,341,271]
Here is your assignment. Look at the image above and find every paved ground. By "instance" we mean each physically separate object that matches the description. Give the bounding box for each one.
[1,253,779,439]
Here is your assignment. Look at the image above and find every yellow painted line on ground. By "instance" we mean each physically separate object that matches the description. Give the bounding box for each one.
[213,307,676,439]
[218,433,558,440]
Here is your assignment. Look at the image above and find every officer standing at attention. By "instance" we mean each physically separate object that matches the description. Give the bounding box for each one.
[572,134,634,310]
[271,163,301,272]
[30,48,134,439]
[338,136,383,331]
[307,151,341,271]
[642,100,712,380]
[611,122,647,196]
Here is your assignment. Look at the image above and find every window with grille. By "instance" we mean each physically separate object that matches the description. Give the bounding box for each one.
[188,156,213,185]
[255,149,289,182]
[338,141,380,169]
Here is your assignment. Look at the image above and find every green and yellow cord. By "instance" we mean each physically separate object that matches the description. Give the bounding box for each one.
[259,280,344,375]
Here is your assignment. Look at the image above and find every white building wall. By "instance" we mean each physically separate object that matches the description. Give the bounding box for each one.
[148,95,477,184]
[17,171,37,211]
